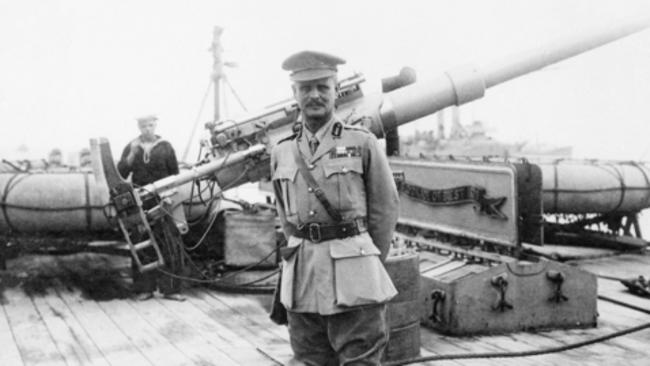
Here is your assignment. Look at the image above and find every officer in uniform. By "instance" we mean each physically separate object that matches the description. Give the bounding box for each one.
[271,51,400,365]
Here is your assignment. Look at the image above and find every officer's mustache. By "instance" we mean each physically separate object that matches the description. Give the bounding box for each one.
[305,99,325,108]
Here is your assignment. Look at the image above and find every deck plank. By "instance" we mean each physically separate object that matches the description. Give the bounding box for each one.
[201,290,290,341]
[466,334,549,366]
[56,288,153,365]
[0,298,25,366]
[415,348,463,366]
[190,288,289,348]
[598,278,650,311]
[535,325,646,365]
[155,291,251,347]
[182,289,289,365]
[144,291,283,365]
[96,297,194,366]
[598,300,649,327]
[4,251,650,365]
[595,300,650,358]
[130,293,241,366]
[576,253,650,279]
[31,289,110,366]
[2,288,67,366]
[420,329,545,366]
[419,331,495,366]
[514,331,602,366]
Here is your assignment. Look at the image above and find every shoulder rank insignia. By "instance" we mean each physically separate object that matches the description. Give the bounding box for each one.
[330,145,362,159]
[292,122,303,137]
[332,121,343,137]
[277,133,298,144]
[343,121,371,134]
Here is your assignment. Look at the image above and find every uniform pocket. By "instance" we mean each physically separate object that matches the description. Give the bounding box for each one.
[322,158,364,211]
[330,236,397,307]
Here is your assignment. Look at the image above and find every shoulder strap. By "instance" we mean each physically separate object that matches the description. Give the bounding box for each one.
[291,142,343,222]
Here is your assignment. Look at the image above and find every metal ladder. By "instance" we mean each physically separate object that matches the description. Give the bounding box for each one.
[92,138,165,272]
[117,208,165,273]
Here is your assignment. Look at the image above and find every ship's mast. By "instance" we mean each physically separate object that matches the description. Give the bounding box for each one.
[210,26,224,122]
[181,26,227,162]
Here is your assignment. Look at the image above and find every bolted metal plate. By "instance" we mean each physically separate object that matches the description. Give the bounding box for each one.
[390,158,520,247]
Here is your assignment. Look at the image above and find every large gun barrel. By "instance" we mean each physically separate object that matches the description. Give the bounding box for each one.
[356,17,650,135]
[139,144,266,198]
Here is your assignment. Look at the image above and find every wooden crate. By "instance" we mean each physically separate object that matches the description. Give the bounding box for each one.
[223,210,278,268]
[420,257,598,335]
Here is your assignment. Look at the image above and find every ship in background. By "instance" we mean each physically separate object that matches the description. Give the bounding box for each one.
[400,105,573,160]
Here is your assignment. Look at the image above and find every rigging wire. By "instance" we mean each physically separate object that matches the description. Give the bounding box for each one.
[186,144,205,220]
[181,79,213,162]
[223,75,248,112]
[183,200,221,251]
[155,243,278,294]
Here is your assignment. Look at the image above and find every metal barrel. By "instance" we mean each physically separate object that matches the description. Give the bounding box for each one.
[540,160,650,214]
[0,171,112,233]
[383,251,421,363]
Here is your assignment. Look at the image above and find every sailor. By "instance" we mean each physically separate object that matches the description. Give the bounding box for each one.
[271,50,400,365]
[46,148,69,172]
[47,148,63,166]
[117,114,186,302]
[118,115,179,187]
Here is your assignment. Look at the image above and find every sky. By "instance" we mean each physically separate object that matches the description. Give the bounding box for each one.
[2,0,650,163]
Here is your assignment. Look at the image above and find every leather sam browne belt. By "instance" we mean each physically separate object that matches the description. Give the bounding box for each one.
[279,219,367,261]
[294,218,367,243]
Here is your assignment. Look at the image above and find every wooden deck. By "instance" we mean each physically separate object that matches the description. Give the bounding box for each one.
[1,251,650,366]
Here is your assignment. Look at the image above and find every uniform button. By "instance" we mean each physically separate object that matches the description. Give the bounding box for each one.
[308,164,315,169]
[309,210,315,216]
[341,167,348,173]
[360,248,366,255]
[308,187,313,192]
[342,227,347,232]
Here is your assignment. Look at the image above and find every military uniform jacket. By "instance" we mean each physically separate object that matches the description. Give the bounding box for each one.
[117,136,179,186]
[271,117,399,315]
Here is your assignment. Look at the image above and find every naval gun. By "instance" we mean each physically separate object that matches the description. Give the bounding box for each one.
[86,19,650,278]
[91,17,650,264]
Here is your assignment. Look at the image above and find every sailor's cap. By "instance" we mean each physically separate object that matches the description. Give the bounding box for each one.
[282,50,346,82]
[136,114,158,123]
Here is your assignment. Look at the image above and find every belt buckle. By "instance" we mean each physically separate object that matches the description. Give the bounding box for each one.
[308,223,321,243]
